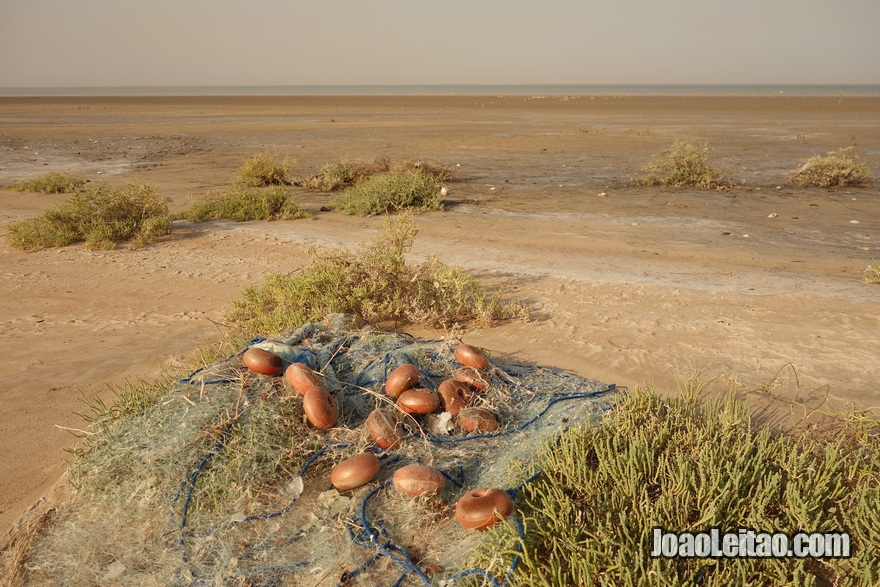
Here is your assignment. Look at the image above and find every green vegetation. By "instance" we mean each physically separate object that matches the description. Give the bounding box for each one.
[228,213,526,337]
[306,157,392,192]
[10,171,85,194]
[331,168,443,216]
[6,183,171,251]
[638,140,732,189]
[468,379,880,586]
[864,260,880,284]
[788,147,874,188]
[181,186,312,222]
[306,157,452,193]
[235,153,292,187]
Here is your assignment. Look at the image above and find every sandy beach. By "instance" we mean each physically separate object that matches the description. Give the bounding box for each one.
[1,94,879,542]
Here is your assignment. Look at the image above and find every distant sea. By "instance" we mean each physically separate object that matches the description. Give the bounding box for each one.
[1,84,879,97]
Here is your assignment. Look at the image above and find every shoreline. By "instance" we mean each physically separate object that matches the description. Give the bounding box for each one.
[2,83,879,98]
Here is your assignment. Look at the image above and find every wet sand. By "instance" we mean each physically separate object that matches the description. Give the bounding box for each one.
[1,94,879,541]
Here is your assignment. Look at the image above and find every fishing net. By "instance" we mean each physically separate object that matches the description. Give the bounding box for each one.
[21,315,617,586]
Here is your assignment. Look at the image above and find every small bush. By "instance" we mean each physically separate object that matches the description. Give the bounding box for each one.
[306,158,452,192]
[235,154,292,187]
[864,260,880,284]
[183,186,312,222]
[306,157,391,192]
[331,169,443,216]
[6,183,170,251]
[788,146,874,187]
[227,213,526,337]
[133,215,173,249]
[391,159,452,182]
[10,171,85,194]
[639,140,732,188]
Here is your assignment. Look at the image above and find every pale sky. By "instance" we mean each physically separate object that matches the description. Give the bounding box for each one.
[1,0,878,88]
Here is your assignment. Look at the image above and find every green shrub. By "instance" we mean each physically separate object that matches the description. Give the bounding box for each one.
[306,158,451,193]
[6,183,170,251]
[788,147,874,187]
[391,159,452,182]
[10,171,85,194]
[306,157,391,192]
[235,153,292,187]
[468,381,880,586]
[639,140,732,188]
[183,186,312,222]
[227,213,525,337]
[864,260,880,284]
[331,169,443,216]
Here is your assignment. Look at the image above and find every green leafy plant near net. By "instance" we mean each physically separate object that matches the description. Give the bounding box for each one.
[6,183,171,251]
[466,380,880,586]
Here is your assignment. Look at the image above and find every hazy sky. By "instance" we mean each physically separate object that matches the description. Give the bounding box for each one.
[1,0,878,87]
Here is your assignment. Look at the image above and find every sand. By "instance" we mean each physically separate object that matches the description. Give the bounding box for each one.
[1,94,879,543]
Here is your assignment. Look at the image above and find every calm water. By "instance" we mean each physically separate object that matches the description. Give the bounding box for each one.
[1,84,879,97]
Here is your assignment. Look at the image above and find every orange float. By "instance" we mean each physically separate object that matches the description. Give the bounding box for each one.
[331,452,382,491]
[392,464,446,497]
[284,363,324,396]
[454,488,513,530]
[457,407,499,433]
[242,347,283,376]
[437,379,470,416]
[397,388,441,415]
[302,388,337,430]
[453,367,489,391]
[454,343,489,370]
[385,364,420,398]
[366,408,406,449]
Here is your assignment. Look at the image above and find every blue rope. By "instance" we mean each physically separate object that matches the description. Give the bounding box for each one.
[339,480,433,587]
[174,440,357,584]
[437,461,466,488]
[424,385,616,444]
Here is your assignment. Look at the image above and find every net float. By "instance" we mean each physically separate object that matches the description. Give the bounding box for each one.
[385,364,420,399]
[242,347,283,376]
[454,487,514,530]
[454,343,489,370]
[285,363,324,396]
[366,408,405,449]
[397,388,440,415]
[392,464,446,497]
[331,452,382,491]
[457,407,499,433]
[454,367,489,391]
[438,379,470,416]
[302,387,337,430]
